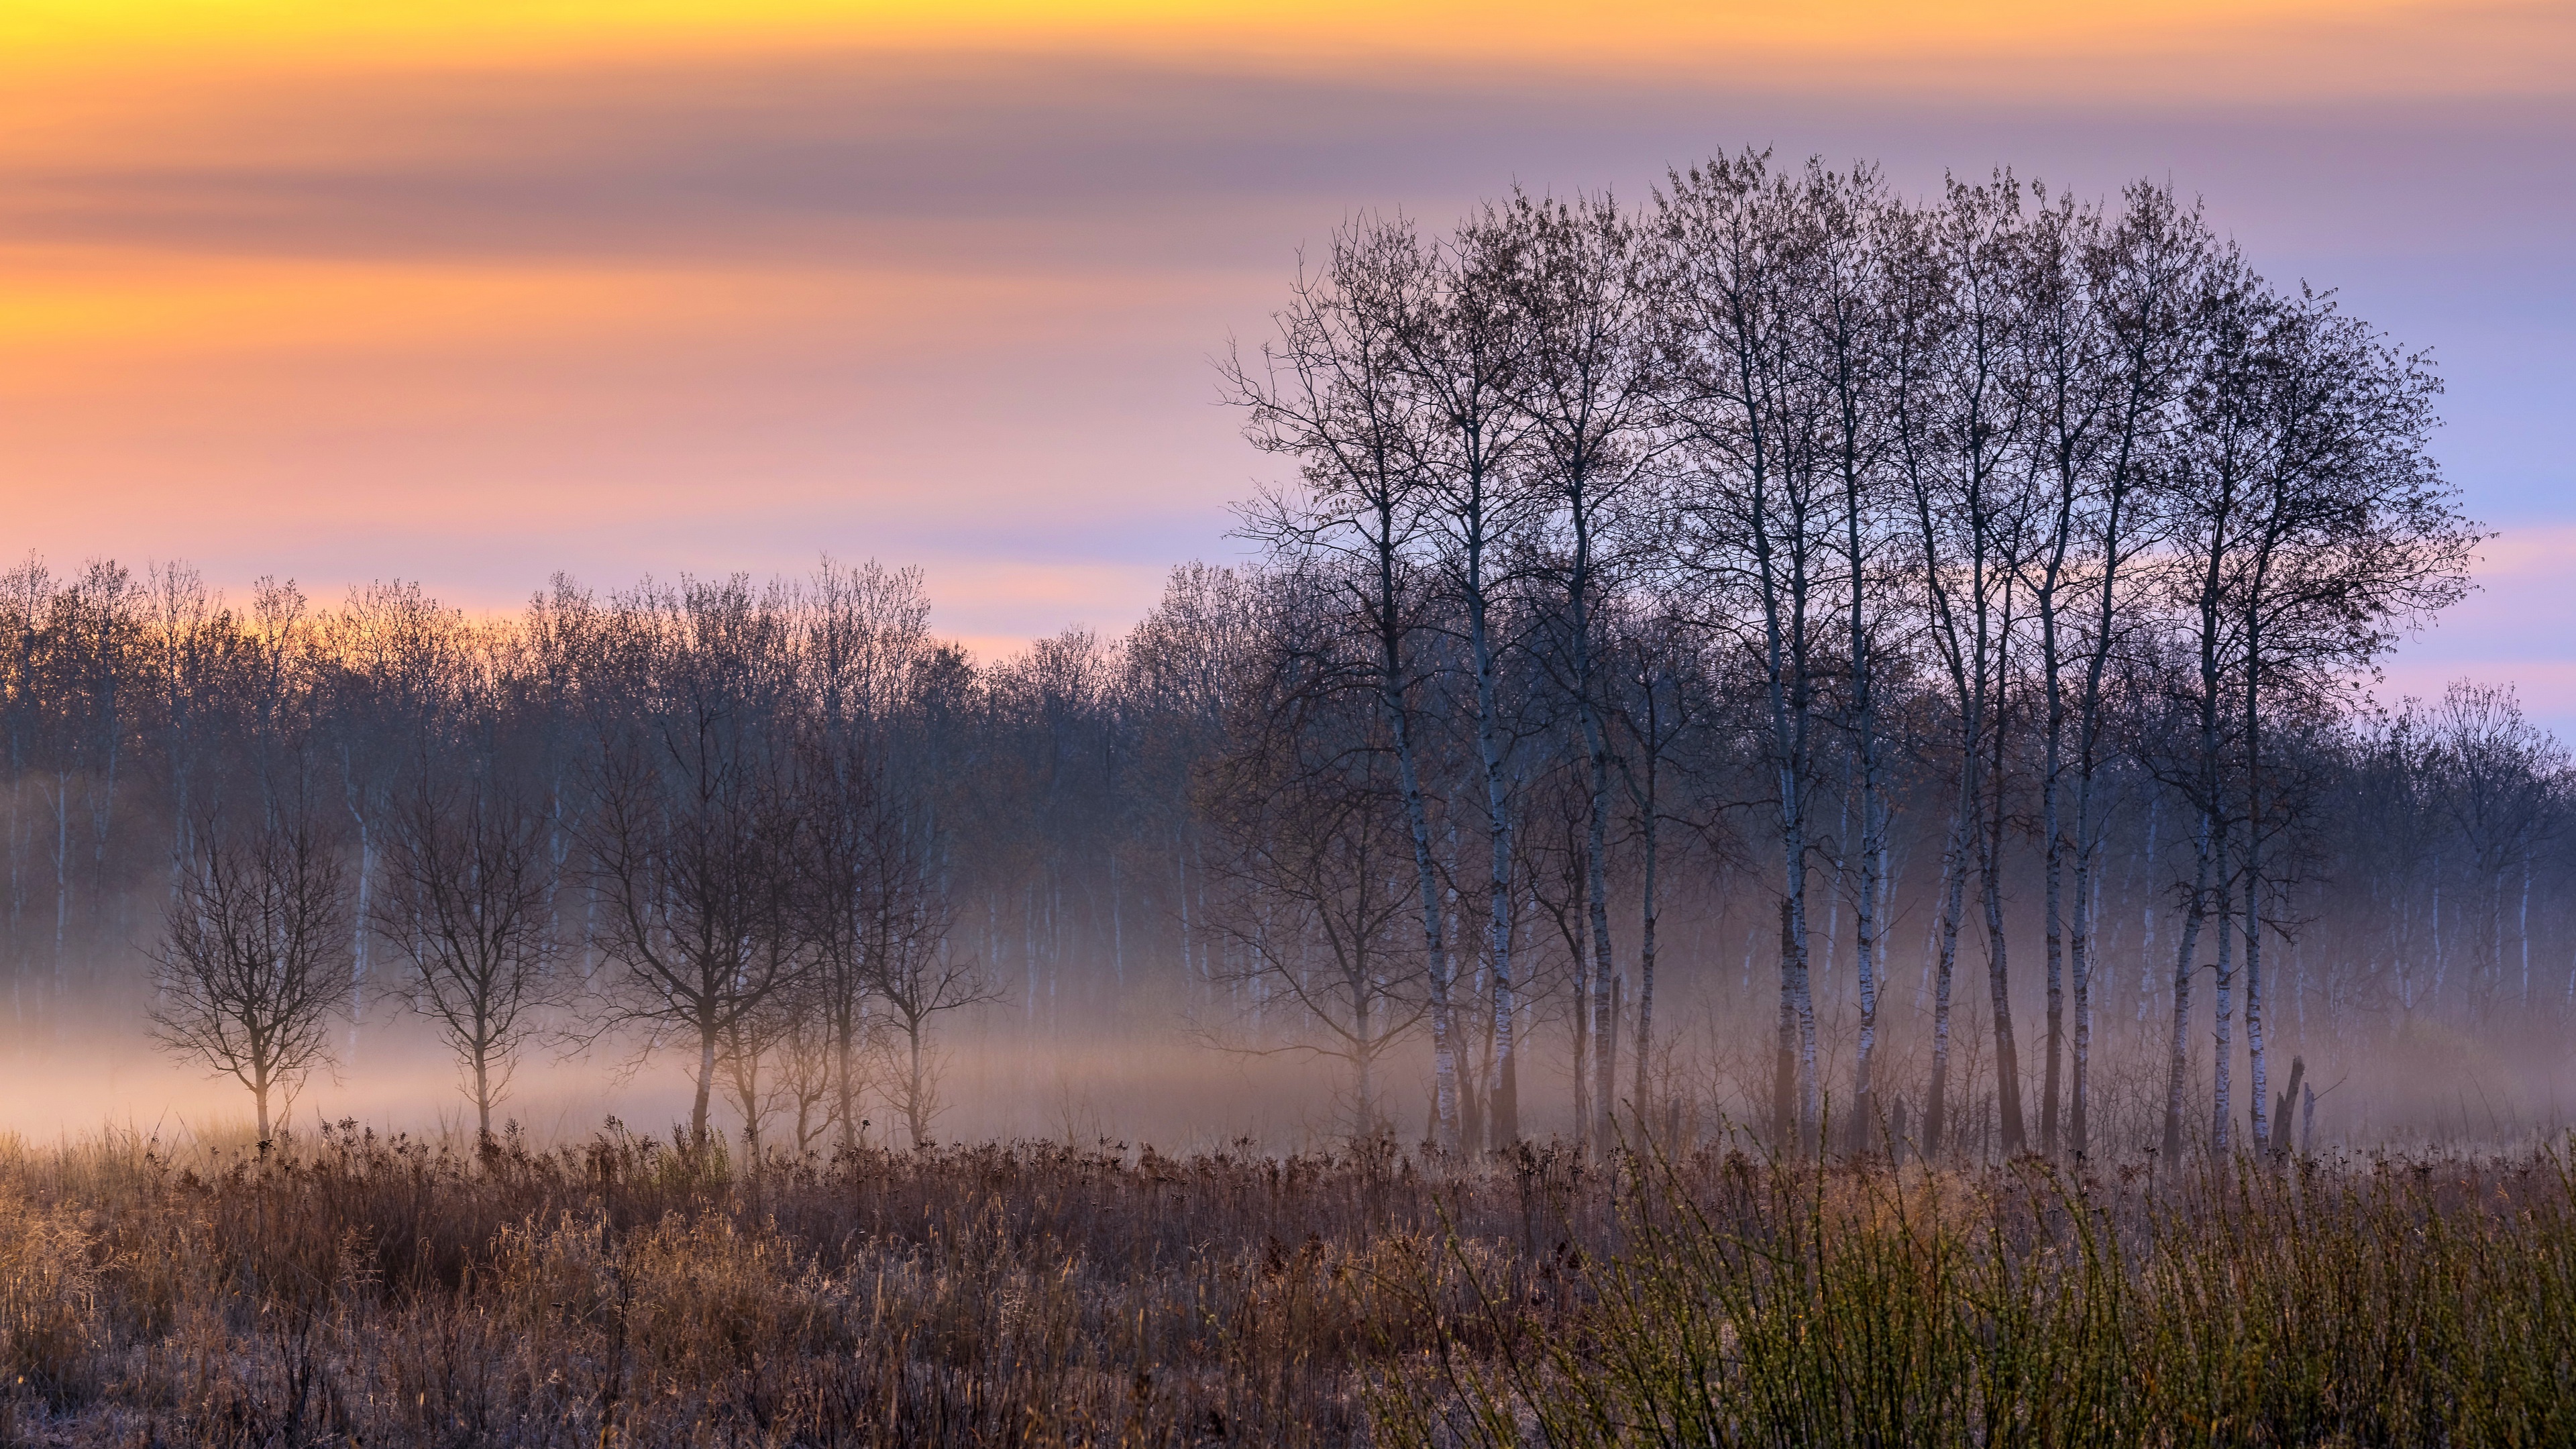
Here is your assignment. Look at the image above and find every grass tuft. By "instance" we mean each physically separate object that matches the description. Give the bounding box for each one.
[0,1123,2565,1443]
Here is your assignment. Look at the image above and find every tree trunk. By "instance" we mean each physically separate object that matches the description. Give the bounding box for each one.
[2244,641,2269,1158]
[1849,820,1883,1157]
[1352,990,1375,1135]
[1982,722,2025,1157]
[1472,578,1519,1148]
[907,1027,930,1147]
[1924,782,1973,1158]
[737,1049,765,1162]
[1568,879,1591,1157]
[1491,916,1519,1149]
[2245,865,2269,1158]
[1775,759,1819,1151]
[1603,972,1621,1144]
[2068,806,2096,1159]
[1772,898,1799,1154]
[1631,775,1658,1126]
[2161,806,2214,1161]
[835,1006,861,1155]
[2521,853,2532,1006]
[53,784,68,989]
[2269,1055,2304,1157]
[1843,455,1882,1157]
[2208,861,2236,1156]
[1585,729,1617,1157]
[350,820,373,1034]
[1383,591,1459,1153]
[1981,834,2024,1157]
[2041,759,2065,1157]
[692,1026,716,1146]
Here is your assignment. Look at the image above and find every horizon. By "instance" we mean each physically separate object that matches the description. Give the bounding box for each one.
[5,2,2571,729]
[5,13,2571,1444]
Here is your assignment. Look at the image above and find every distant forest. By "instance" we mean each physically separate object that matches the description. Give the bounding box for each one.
[5,154,2555,1161]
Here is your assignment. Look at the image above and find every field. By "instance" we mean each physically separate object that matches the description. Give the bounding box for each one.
[0,1124,2569,1446]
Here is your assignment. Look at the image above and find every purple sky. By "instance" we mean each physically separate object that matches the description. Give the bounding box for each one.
[3,46,2569,727]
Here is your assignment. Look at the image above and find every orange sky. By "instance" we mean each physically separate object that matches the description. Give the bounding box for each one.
[1,1,2571,686]
[0,3,2467,54]
[9,0,2572,170]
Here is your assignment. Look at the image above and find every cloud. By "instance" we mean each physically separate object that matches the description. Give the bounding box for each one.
[9,1,2570,103]
[2378,525,2576,738]
[1,46,2568,658]
[6,53,2572,269]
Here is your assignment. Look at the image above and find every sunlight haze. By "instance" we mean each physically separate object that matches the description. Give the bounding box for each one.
[5,0,2571,691]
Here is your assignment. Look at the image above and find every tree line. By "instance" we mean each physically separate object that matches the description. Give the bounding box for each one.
[1211,150,2491,1160]
[0,151,2554,1159]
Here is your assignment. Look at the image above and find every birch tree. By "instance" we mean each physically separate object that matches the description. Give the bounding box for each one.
[1657,152,1837,1150]
[1398,209,1542,1146]
[1224,217,1467,1150]
[1504,192,1663,1155]
[1888,176,2041,1157]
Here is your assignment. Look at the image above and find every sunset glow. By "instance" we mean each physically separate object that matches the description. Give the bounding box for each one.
[11,0,2571,105]
[6,12,2576,1427]
[3,0,2569,694]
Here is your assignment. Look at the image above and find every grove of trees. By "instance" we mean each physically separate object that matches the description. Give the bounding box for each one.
[3,153,2559,1161]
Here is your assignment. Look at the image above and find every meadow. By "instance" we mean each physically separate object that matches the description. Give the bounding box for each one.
[0,1122,2567,1446]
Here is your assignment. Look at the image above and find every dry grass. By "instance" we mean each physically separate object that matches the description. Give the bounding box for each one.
[0,1122,1576,1446]
[0,1122,2566,1445]
[1385,1144,2576,1448]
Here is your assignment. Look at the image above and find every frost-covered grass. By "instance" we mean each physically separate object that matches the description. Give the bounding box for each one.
[0,1122,2567,1445]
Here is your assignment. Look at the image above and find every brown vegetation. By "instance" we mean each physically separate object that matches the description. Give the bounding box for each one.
[0,1123,2568,1446]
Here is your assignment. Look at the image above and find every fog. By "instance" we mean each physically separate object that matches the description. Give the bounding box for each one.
[7,163,2571,1166]
[8,955,2572,1161]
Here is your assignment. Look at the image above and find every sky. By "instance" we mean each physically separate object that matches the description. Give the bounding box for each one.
[2,1,2571,722]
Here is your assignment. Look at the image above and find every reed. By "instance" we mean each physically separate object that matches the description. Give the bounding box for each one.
[1387,1142,2576,1448]
[0,1122,2567,1444]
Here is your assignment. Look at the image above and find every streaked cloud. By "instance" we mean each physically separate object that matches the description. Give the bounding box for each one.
[9,1,2568,101]
[0,9,2567,682]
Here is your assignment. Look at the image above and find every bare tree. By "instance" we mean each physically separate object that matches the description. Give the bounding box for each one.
[319,580,468,1030]
[2055,182,2211,1159]
[149,796,351,1141]
[795,557,932,1152]
[796,745,893,1154]
[765,984,868,1156]
[1886,176,2042,1157]
[1790,160,1903,1157]
[2430,683,2569,1010]
[588,737,806,1146]
[1224,217,1468,1150]
[1605,598,1706,1132]
[372,769,563,1139]
[1393,208,1544,1147]
[1657,150,1839,1151]
[2017,184,2116,1160]
[2222,290,2472,1152]
[2150,262,2295,1160]
[1199,578,1431,1137]
[1504,190,1663,1156]
[584,578,809,1145]
[795,724,986,1152]
[714,983,839,1160]
[867,838,992,1148]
